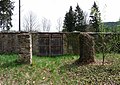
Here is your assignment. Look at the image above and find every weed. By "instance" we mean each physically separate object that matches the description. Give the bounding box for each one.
[0,54,120,85]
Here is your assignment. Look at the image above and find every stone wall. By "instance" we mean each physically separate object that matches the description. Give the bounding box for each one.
[0,32,120,56]
[32,33,39,55]
[0,33,19,53]
[18,33,32,64]
[0,32,40,55]
[0,32,66,55]
[63,33,80,55]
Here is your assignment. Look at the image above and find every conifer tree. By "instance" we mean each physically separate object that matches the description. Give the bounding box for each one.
[75,4,85,32]
[63,4,87,32]
[89,1,101,32]
[0,0,14,31]
[63,6,76,32]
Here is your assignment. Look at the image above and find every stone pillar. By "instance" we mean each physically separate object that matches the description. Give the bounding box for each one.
[78,33,95,64]
[18,33,32,64]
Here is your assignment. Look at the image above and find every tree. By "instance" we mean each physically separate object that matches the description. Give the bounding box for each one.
[23,11,40,32]
[89,1,101,32]
[75,4,86,32]
[41,17,51,32]
[63,6,76,32]
[83,11,88,28]
[116,18,120,32]
[56,17,62,32]
[63,5,87,32]
[0,0,14,31]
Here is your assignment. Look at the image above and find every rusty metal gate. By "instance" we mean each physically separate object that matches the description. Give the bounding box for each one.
[38,33,63,56]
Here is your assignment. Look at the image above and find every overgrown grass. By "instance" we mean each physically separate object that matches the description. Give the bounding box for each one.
[0,54,120,85]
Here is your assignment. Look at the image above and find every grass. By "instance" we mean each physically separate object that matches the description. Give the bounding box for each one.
[0,54,120,85]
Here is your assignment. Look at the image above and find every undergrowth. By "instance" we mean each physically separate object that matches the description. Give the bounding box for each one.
[0,54,120,85]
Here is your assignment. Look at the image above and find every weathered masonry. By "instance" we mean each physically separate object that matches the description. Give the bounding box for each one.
[0,32,64,56]
[0,32,120,56]
[18,33,32,64]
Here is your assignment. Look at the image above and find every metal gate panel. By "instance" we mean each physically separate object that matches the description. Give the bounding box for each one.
[38,33,63,56]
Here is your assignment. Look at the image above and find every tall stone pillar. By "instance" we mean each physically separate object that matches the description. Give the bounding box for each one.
[77,33,95,64]
[18,33,32,64]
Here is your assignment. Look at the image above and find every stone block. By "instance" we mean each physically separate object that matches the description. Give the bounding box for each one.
[18,33,32,64]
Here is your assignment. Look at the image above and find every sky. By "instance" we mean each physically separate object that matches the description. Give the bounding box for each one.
[12,0,120,32]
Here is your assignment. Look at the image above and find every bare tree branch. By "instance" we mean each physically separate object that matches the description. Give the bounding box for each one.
[41,17,51,32]
[23,11,40,32]
[56,17,62,32]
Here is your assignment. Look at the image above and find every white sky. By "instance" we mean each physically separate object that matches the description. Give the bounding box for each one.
[12,0,120,32]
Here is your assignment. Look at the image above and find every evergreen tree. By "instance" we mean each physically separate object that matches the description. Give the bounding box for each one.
[0,0,14,31]
[89,1,101,32]
[63,6,76,32]
[75,4,86,32]
[63,4,87,32]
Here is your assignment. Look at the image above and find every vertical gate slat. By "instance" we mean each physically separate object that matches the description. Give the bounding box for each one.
[39,33,63,56]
